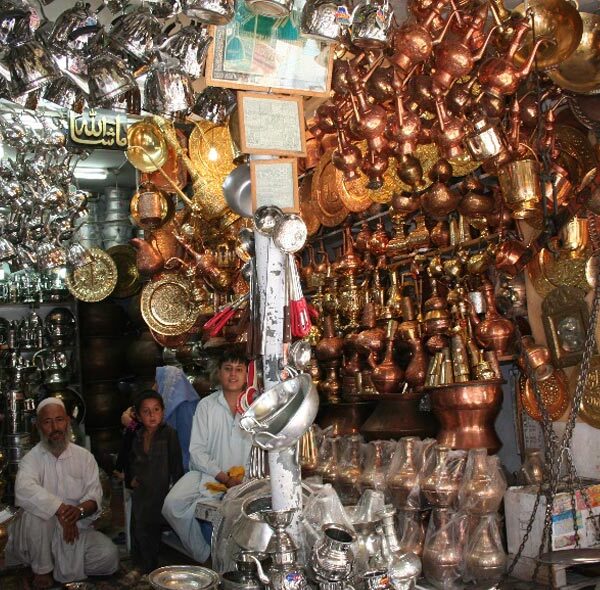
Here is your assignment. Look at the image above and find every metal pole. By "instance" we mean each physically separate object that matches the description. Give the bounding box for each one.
[254,231,303,539]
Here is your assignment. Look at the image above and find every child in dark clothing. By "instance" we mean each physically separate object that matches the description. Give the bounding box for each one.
[125,390,184,579]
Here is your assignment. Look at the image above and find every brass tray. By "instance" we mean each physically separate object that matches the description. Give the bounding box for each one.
[299,174,321,237]
[107,245,142,299]
[548,13,600,95]
[141,273,200,336]
[542,249,592,292]
[519,370,570,422]
[66,248,118,303]
[313,151,349,227]
[570,356,600,429]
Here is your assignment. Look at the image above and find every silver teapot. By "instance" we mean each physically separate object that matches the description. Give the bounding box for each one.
[49,2,101,55]
[300,0,344,44]
[109,7,161,63]
[86,50,136,105]
[44,307,76,348]
[350,0,392,49]
[143,59,195,118]
[182,0,235,26]
[161,22,212,80]
[0,0,32,47]
[309,524,355,583]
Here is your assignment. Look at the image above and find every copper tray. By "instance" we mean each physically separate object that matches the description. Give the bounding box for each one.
[313,151,349,227]
[66,248,118,303]
[519,370,570,422]
[106,245,142,299]
[299,173,321,236]
[141,273,200,336]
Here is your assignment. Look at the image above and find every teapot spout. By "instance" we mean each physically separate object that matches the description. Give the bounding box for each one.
[517,36,548,79]
[249,555,270,586]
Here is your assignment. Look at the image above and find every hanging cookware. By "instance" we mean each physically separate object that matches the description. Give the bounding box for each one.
[144,60,195,118]
[126,119,169,173]
[86,50,136,105]
[301,0,345,44]
[182,0,235,25]
[130,182,175,230]
[42,76,86,111]
[350,0,392,49]
[513,0,583,71]
[65,247,118,302]
[273,214,307,254]
[245,0,293,18]
[547,13,600,94]
[0,0,32,47]
[49,2,101,55]
[2,39,59,96]
[161,22,212,80]
[254,206,284,236]
[108,6,161,63]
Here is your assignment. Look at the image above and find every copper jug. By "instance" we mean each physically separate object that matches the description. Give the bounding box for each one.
[421,181,461,219]
[371,320,404,394]
[420,445,462,508]
[130,236,164,276]
[422,508,465,588]
[336,434,364,504]
[387,436,421,510]
[316,315,344,362]
[318,364,342,404]
[405,326,428,392]
[458,448,506,514]
[463,514,506,585]
[472,280,514,354]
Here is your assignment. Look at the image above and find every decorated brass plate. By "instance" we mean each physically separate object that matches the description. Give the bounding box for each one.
[555,125,597,182]
[299,174,320,237]
[543,250,592,292]
[313,152,349,227]
[188,121,233,220]
[141,273,200,336]
[66,248,118,303]
[519,370,570,422]
[107,245,141,299]
[527,249,555,298]
[573,356,600,429]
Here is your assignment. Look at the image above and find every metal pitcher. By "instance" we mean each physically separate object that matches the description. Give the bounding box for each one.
[49,2,101,55]
[350,0,392,49]
[161,23,212,80]
[497,158,541,220]
[309,524,355,583]
[2,39,59,96]
[86,50,136,105]
[182,0,235,25]
[109,7,161,63]
[301,0,344,44]
[144,60,195,118]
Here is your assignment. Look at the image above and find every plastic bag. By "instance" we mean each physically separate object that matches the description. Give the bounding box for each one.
[397,509,426,558]
[462,513,506,585]
[386,437,423,511]
[420,445,466,509]
[458,449,507,515]
[422,508,467,589]
[336,434,364,506]
[359,440,396,495]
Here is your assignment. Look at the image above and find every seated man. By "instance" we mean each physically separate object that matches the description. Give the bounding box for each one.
[162,352,253,563]
[5,398,119,588]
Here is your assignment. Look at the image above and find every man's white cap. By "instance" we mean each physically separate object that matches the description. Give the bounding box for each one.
[36,397,66,415]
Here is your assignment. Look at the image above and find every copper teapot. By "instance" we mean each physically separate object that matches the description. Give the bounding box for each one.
[477,20,547,98]
[131,236,164,276]
[470,280,514,354]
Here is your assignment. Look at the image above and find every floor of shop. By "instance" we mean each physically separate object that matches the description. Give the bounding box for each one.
[0,477,208,590]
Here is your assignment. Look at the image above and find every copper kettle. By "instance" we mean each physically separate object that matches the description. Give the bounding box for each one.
[130,237,164,276]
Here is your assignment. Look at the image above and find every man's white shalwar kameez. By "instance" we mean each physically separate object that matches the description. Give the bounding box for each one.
[162,389,253,563]
[5,442,119,582]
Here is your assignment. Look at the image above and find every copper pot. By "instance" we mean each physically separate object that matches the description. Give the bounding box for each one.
[371,323,404,394]
[81,338,129,383]
[88,427,123,456]
[494,239,528,277]
[421,182,460,219]
[79,302,129,338]
[472,280,514,354]
[126,330,163,377]
[427,379,504,453]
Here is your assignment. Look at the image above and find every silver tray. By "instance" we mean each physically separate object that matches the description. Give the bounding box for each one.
[149,566,220,590]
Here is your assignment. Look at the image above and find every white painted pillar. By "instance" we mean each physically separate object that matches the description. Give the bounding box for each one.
[254,231,302,538]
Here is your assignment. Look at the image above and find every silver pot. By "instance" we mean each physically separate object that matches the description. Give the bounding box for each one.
[49,2,101,55]
[43,76,86,110]
[182,0,235,25]
[245,0,293,18]
[147,0,182,18]
[232,495,274,552]
[4,39,59,96]
[86,51,136,105]
[161,23,212,80]
[350,1,391,49]
[144,61,195,118]
[102,219,132,249]
[223,164,252,218]
[0,0,31,46]
[109,7,161,63]
[301,0,344,44]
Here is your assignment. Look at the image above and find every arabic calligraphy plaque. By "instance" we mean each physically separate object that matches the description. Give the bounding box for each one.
[67,109,128,150]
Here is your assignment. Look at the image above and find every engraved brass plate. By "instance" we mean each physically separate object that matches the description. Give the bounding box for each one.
[572,356,600,429]
[66,248,118,303]
[519,370,570,422]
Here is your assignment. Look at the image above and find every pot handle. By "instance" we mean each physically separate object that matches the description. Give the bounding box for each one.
[239,415,269,432]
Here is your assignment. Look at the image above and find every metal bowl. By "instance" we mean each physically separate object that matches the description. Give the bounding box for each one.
[253,206,284,236]
[548,12,600,94]
[232,495,273,551]
[223,164,252,218]
[149,566,220,590]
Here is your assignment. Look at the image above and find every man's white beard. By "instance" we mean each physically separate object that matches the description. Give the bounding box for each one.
[40,424,72,455]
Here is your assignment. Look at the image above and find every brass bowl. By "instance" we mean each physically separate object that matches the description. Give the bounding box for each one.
[126,120,168,173]
[513,0,583,71]
[548,13,600,94]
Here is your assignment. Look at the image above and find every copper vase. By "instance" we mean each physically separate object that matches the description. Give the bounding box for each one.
[387,436,421,510]
[371,321,404,394]
[427,379,504,453]
[473,280,514,354]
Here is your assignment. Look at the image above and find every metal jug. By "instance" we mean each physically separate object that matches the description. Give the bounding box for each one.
[300,0,344,44]
[161,22,212,80]
[245,0,293,18]
[86,50,136,105]
[182,0,235,25]
[109,7,161,63]
[144,60,195,118]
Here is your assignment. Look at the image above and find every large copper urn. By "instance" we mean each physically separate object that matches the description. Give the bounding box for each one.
[426,379,504,453]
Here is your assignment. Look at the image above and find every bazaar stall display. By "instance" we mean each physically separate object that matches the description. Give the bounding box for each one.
[0,0,599,586]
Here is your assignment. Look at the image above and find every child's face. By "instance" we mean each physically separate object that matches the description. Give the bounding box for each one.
[139,398,164,431]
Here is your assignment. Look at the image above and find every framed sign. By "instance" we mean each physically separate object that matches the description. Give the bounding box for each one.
[251,158,299,213]
[205,2,333,97]
[68,109,128,150]
[238,92,306,157]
